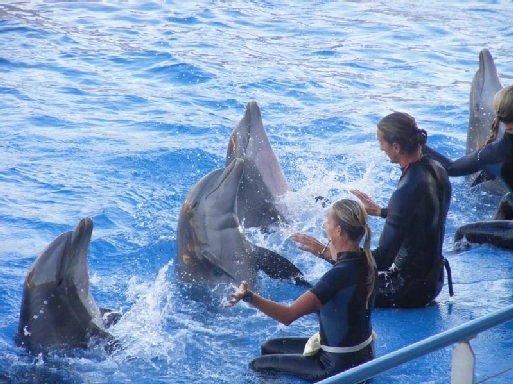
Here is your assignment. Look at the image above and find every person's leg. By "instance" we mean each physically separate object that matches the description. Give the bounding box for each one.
[249,353,327,382]
[260,337,309,355]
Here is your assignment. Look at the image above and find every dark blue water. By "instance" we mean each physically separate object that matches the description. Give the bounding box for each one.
[2,2,513,383]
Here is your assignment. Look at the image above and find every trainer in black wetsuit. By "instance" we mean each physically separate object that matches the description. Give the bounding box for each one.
[226,199,376,383]
[349,111,452,308]
[424,85,513,194]
[372,155,452,308]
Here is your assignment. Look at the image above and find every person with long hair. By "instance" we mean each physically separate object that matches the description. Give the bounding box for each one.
[225,199,376,383]
[295,112,452,308]
[424,85,513,193]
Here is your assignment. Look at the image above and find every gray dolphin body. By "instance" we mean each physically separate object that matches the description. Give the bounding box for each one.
[16,218,118,353]
[455,193,513,250]
[176,158,308,287]
[467,48,506,193]
[455,220,513,250]
[226,101,290,228]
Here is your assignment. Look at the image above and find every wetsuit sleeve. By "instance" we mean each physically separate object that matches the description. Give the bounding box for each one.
[423,139,509,177]
[310,266,351,305]
[371,171,425,270]
[423,145,479,176]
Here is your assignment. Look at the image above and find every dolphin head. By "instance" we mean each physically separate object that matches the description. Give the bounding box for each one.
[17,217,103,351]
[225,101,290,228]
[27,217,93,295]
[190,158,244,231]
[176,158,257,283]
[468,49,504,154]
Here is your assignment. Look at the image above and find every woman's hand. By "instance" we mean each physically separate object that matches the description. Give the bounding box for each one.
[291,233,330,259]
[224,281,250,308]
[350,189,381,216]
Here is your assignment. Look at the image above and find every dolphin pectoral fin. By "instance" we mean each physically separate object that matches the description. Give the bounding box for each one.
[87,322,122,353]
[254,246,311,287]
[470,171,496,187]
[493,193,513,220]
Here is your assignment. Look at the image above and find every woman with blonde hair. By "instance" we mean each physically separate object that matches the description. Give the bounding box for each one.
[296,112,452,308]
[225,199,376,383]
[424,85,513,193]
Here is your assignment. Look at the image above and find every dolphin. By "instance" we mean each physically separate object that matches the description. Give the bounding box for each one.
[176,158,308,287]
[466,48,506,193]
[454,193,513,250]
[454,220,513,250]
[16,217,120,353]
[226,101,290,228]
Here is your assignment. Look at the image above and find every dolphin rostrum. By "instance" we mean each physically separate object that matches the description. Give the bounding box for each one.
[226,101,290,228]
[467,48,506,193]
[176,158,308,287]
[16,217,120,353]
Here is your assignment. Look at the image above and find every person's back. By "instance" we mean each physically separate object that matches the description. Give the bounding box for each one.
[350,112,453,309]
[375,156,451,308]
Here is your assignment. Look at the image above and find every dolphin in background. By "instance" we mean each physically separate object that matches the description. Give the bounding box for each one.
[455,193,513,250]
[16,217,119,353]
[176,158,308,287]
[454,220,513,251]
[226,101,290,228]
[467,48,506,193]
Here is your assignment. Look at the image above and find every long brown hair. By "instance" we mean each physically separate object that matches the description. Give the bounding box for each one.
[377,112,427,156]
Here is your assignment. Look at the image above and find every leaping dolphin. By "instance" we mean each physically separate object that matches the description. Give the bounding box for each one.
[226,101,290,228]
[176,158,308,287]
[467,48,506,193]
[16,217,120,353]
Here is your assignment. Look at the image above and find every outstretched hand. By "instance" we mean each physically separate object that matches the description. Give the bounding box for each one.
[350,189,381,216]
[291,233,323,255]
[224,281,250,308]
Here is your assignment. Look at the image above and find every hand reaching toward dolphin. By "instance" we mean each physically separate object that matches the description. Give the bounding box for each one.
[291,233,332,261]
[350,189,382,217]
[224,281,250,308]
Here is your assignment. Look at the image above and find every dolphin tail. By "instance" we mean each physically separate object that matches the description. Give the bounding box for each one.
[253,246,311,287]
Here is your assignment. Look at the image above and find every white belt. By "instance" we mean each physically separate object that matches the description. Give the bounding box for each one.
[320,331,376,354]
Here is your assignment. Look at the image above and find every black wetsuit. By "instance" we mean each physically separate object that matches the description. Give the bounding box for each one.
[373,156,451,308]
[423,133,513,193]
[249,251,376,383]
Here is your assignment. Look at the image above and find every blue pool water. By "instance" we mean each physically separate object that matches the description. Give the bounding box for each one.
[2,2,513,383]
